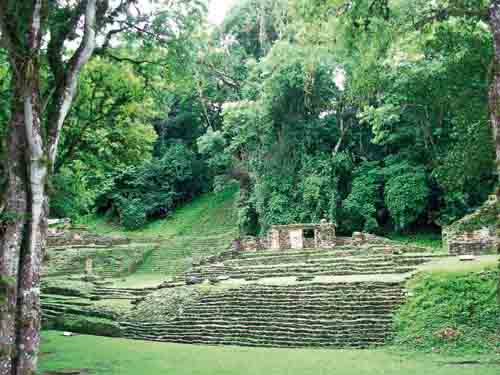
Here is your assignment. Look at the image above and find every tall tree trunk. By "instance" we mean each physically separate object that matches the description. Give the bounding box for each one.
[487,1,500,302]
[489,1,500,187]
[0,1,110,373]
[0,82,28,375]
[16,70,47,375]
[0,55,47,375]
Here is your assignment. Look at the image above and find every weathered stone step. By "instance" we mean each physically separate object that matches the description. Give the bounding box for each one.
[121,331,389,346]
[183,307,397,317]
[190,264,409,274]
[99,289,151,294]
[120,325,389,341]
[121,334,386,348]
[198,291,405,300]
[194,298,403,307]
[42,303,116,320]
[121,325,392,338]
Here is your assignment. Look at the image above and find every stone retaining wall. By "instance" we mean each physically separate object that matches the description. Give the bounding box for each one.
[443,196,498,256]
[48,227,129,247]
[448,230,497,256]
[235,227,391,253]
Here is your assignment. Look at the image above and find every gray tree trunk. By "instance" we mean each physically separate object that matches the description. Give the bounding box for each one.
[0,1,98,372]
[0,55,47,375]
[489,1,500,187]
[0,81,28,375]
[487,0,500,303]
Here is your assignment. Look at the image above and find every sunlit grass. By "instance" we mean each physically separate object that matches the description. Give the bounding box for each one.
[417,255,499,275]
[39,332,500,375]
[388,232,443,250]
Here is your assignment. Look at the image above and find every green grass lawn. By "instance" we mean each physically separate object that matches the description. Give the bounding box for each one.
[416,255,499,275]
[40,331,499,375]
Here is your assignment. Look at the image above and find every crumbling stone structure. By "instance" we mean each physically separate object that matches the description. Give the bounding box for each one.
[238,221,336,251]
[443,195,498,256]
[448,229,497,256]
[47,226,129,247]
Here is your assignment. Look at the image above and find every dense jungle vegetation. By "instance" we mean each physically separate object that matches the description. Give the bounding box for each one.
[0,0,495,236]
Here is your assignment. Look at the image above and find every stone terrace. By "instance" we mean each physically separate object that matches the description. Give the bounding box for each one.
[184,245,436,282]
[118,237,444,348]
[120,281,407,348]
[43,245,154,279]
[41,226,445,348]
[136,234,234,276]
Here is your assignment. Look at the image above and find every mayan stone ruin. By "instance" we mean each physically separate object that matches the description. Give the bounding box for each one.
[38,213,498,351]
[236,221,336,251]
[443,195,499,256]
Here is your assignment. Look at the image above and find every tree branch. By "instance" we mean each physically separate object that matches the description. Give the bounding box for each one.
[101,51,156,65]
[47,0,99,165]
[47,1,87,83]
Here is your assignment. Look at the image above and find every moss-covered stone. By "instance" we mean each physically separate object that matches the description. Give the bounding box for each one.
[442,198,498,253]
[444,198,498,237]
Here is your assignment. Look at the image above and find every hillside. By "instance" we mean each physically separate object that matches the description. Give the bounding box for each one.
[82,185,239,240]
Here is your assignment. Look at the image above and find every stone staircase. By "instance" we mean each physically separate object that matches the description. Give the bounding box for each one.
[41,294,116,321]
[185,248,437,281]
[135,235,233,276]
[120,281,406,348]
[41,230,442,348]
[89,286,155,300]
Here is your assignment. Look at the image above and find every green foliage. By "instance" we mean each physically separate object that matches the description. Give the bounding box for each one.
[221,42,349,233]
[96,143,208,229]
[394,269,499,354]
[119,199,148,230]
[384,164,430,230]
[50,57,158,219]
[343,162,383,232]
[50,163,98,220]
[36,0,497,237]
[221,0,288,59]
[445,198,498,234]
[197,130,232,181]
[215,1,496,235]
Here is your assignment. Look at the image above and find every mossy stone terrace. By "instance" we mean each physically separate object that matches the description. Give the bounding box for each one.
[41,218,459,349]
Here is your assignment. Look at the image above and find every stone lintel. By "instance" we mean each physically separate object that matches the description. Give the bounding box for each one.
[271,223,335,230]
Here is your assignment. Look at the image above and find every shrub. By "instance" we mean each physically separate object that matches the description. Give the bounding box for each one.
[50,165,96,219]
[382,159,430,230]
[342,161,383,232]
[120,199,147,230]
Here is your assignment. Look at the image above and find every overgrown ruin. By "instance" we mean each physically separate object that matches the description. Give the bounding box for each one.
[40,221,451,348]
[38,211,500,350]
[443,195,499,256]
[236,221,336,251]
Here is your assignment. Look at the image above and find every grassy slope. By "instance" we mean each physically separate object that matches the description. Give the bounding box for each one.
[394,260,499,355]
[79,185,239,239]
[387,232,443,251]
[40,331,499,375]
